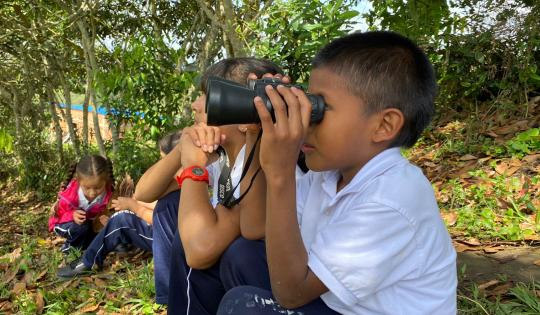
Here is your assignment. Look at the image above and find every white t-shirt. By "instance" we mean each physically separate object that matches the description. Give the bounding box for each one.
[297,148,457,315]
[77,187,105,212]
[207,145,246,207]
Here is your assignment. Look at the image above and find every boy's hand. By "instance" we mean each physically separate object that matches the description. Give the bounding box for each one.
[187,122,224,154]
[180,126,215,167]
[247,72,291,84]
[112,197,136,211]
[99,215,110,226]
[254,85,312,179]
[73,209,86,225]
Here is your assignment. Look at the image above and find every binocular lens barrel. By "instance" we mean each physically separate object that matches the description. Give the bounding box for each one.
[205,76,325,126]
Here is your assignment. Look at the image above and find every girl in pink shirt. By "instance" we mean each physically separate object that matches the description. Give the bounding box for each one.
[48,155,114,254]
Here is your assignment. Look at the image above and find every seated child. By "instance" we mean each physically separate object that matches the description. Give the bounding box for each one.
[48,154,114,254]
[217,31,457,315]
[56,131,181,282]
[131,57,284,312]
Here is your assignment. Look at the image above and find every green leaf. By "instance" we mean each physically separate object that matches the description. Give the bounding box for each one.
[339,10,359,20]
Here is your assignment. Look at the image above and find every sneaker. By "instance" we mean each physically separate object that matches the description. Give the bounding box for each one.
[57,258,91,279]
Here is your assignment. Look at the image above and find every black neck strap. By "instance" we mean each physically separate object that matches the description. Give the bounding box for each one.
[220,130,262,209]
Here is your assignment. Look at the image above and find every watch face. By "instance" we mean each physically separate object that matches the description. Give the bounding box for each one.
[192,167,205,176]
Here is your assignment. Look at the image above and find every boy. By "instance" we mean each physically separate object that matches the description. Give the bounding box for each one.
[217,31,457,314]
[134,57,285,310]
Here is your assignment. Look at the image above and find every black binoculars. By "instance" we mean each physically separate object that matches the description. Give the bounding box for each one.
[205,76,326,126]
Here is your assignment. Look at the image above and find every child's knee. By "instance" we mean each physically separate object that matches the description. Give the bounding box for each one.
[218,286,271,315]
[108,210,137,226]
[221,238,263,270]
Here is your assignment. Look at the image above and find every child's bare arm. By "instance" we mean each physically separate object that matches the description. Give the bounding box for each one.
[255,84,328,308]
[112,197,154,224]
[133,146,183,202]
[177,125,240,269]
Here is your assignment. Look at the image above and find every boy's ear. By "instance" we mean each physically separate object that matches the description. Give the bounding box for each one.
[372,108,404,143]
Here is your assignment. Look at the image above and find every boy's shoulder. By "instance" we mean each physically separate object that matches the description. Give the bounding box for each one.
[300,149,437,217]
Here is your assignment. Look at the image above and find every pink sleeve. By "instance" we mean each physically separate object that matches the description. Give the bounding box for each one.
[59,209,74,223]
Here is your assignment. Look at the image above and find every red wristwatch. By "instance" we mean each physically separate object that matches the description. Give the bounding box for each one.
[176,166,209,188]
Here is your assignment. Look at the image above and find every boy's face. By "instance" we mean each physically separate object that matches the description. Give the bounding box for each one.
[191,94,207,124]
[190,92,243,145]
[303,67,382,177]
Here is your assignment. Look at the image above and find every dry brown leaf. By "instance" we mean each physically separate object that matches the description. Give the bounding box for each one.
[523,154,540,163]
[35,291,44,314]
[524,234,540,241]
[0,300,12,312]
[478,279,500,292]
[0,248,21,263]
[441,211,458,226]
[12,282,26,295]
[51,237,65,246]
[453,242,476,253]
[487,283,513,297]
[478,157,492,164]
[2,265,19,284]
[35,269,48,282]
[483,246,505,254]
[460,154,478,161]
[461,238,481,246]
[93,277,106,287]
[79,302,100,314]
[533,259,540,266]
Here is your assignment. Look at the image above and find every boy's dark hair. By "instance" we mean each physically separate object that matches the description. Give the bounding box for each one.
[199,57,284,93]
[158,130,182,155]
[62,155,115,191]
[312,31,437,148]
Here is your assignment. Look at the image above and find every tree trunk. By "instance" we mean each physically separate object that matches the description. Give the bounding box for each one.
[90,90,106,155]
[82,67,91,152]
[221,0,246,57]
[76,13,107,155]
[60,73,81,154]
[45,88,64,163]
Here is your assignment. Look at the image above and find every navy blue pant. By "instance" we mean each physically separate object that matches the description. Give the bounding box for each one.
[217,286,340,315]
[152,190,181,305]
[167,236,271,315]
[53,221,95,252]
[81,210,152,268]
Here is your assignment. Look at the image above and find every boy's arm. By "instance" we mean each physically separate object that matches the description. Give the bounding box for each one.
[133,145,182,202]
[238,127,267,240]
[178,126,240,269]
[112,197,155,224]
[255,85,328,308]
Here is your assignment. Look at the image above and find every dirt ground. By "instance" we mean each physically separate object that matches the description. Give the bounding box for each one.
[1,180,539,297]
[458,247,540,286]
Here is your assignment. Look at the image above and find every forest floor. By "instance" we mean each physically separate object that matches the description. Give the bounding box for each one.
[1,98,539,314]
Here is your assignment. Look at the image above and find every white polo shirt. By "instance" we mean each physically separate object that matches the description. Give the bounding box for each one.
[297,148,457,315]
[207,145,246,207]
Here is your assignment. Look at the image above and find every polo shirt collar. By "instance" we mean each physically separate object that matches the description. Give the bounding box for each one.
[322,147,406,205]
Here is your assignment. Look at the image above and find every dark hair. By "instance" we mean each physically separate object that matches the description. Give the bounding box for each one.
[199,57,284,93]
[158,130,182,154]
[62,155,115,191]
[312,31,437,148]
